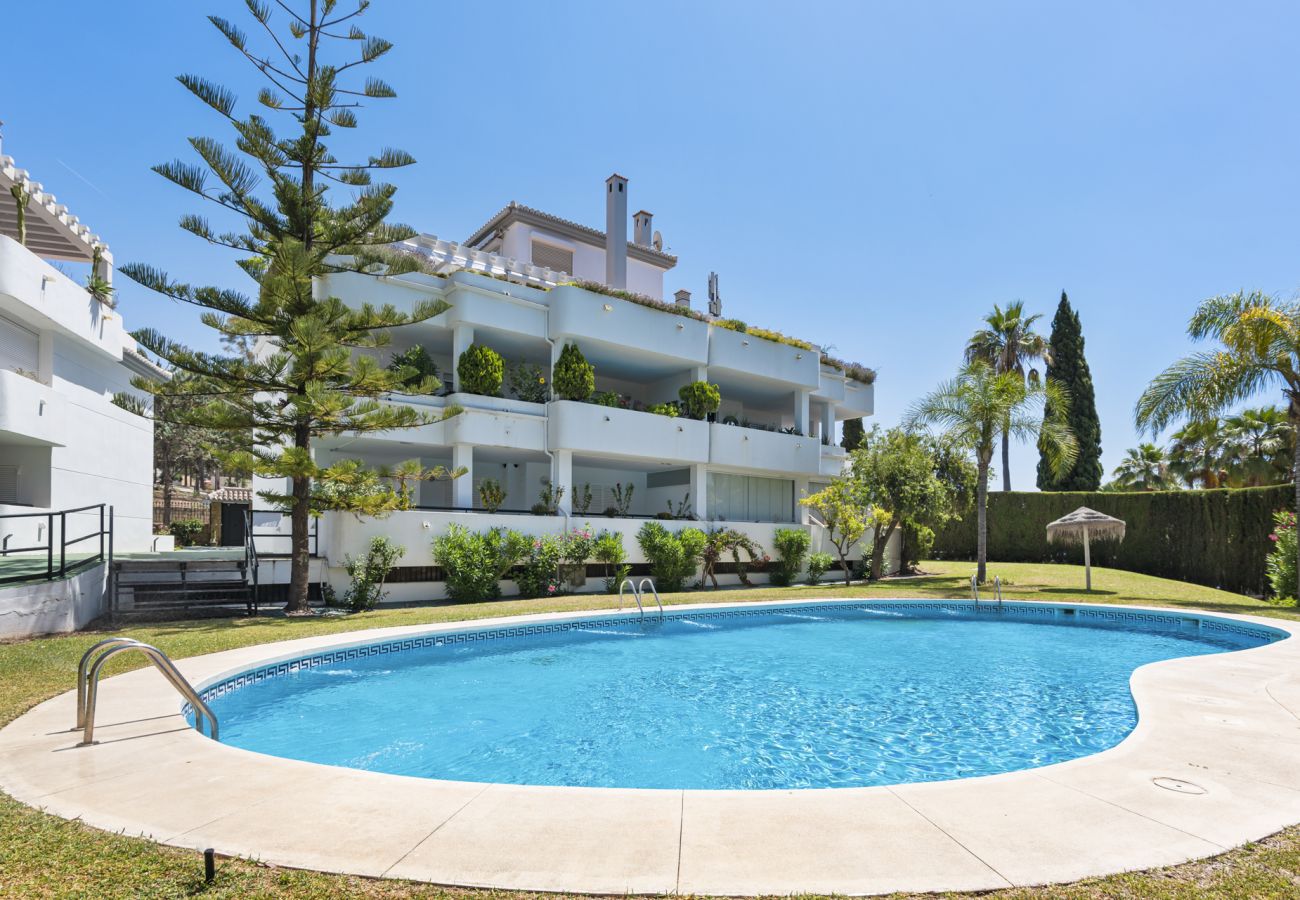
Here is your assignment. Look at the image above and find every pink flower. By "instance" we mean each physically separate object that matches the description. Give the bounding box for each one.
[1270,534,1279,542]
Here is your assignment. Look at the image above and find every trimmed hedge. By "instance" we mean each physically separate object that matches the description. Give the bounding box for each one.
[930,484,1293,595]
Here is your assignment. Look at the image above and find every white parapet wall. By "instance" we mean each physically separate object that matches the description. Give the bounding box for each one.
[0,563,107,639]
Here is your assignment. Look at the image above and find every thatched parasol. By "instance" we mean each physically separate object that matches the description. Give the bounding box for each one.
[1046,507,1126,591]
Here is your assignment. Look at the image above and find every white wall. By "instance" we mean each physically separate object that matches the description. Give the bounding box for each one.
[0,562,107,639]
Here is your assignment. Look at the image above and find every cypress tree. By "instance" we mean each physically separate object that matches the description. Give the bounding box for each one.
[841,417,865,450]
[1037,292,1103,489]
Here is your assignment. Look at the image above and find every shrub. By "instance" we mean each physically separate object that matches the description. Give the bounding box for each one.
[341,536,405,611]
[553,343,595,401]
[478,478,506,513]
[593,530,629,592]
[388,345,439,391]
[457,343,503,396]
[573,483,593,515]
[807,552,834,585]
[636,522,706,592]
[505,361,549,403]
[678,381,721,420]
[517,534,564,598]
[770,527,812,586]
[592,390,621,407]
[647,401,679,417]
[169,519,205,547]
[611,483,634,515]
[713,318,748,333]
[562,279,706,321]
[1266,510,1297,604]
[432,524,530,602]
[533,480,565,515]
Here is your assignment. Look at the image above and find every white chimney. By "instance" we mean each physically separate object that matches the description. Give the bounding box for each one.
[633,210,653,246]
[674,289,691,309]
[605,173,628,290]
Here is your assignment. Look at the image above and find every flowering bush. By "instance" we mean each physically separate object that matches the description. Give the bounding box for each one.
[1266,510,1297,604]
[807,552,834,585]
[432,525,530,602]
[517,535,564,597]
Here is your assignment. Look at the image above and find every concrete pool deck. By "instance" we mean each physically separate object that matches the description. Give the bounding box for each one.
[2,598,1299,896]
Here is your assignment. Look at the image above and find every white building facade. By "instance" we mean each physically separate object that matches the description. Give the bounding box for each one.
[255,175,884,598]
[0,149,156,555]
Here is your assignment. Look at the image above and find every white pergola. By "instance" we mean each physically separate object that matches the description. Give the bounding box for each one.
[0,142,112,281]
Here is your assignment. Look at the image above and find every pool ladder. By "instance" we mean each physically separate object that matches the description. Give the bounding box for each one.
[75,637,219,746]
[970,574,1003,607]
[618,577,664,621]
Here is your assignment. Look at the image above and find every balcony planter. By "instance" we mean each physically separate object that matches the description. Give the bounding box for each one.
[709,423,820,475]
[548,400,709,463]
[548,285,709,364]
[708,325,820,388]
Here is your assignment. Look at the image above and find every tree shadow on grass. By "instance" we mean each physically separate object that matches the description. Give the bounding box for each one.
[1036,587,1118,597]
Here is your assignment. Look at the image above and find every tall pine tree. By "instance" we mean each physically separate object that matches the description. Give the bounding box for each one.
[1037,292,1103,489]
[123,1,459,613]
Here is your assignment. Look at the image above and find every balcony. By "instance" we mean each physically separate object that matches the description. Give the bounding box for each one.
[548,400,709,463]
[708,326,821,389]
[709,423,820,475]
[840,380,875,416]
[0,368,65,446]
[548,285,709,365]
[819,443,847,477]
[0,236,123,360]
[374,394,547,452]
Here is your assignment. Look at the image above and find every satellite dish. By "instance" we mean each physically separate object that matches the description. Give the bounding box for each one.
[652,230,663,251]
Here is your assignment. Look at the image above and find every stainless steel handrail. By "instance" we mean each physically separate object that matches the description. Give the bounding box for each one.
[78,640,218,745]
[618,577,645,619]
[76,637,143,728]
[970,574,979,604]
[994,575,1003,607]
[637,578,664,619]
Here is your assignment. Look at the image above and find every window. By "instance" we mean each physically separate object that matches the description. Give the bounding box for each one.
[0,314,38,374]
[708,473,794,523]
[531,240,573,274]
[0,466,16,504]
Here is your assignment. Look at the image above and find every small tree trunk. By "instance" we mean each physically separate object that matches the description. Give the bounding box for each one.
[839,547,852,587]
[161,454,174,528]
[976,462,989,584]
[1001,428,1011,492]
[871,521,896,580]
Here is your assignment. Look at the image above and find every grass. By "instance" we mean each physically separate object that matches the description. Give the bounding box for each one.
[1,559,1298,898]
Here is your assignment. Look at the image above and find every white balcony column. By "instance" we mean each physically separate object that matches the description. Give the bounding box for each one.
[451,324,475,393]
[820,402,835,445]
[552,449,573,515]
[795,477,812,525]
[691,366,708,383]
[452,443,474,508]
[794,390,811,436]
[691,464,709,521]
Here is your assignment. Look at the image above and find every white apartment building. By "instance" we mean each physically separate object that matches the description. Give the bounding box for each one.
[255,174,882,597]
[0,147,156,555]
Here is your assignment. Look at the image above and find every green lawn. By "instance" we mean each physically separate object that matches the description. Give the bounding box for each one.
[1,560,1298,898]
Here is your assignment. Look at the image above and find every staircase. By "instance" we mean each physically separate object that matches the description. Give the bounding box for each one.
[111,555,258,619]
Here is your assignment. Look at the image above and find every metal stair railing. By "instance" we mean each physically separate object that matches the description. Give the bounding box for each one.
[971,574,1004,608]
[75,638,218,745]
[618,577,664,621]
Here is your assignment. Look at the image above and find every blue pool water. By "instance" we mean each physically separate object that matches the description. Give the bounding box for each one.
[203,603,1280,789]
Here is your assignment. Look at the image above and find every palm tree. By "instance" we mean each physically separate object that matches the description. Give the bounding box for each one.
[906,361,1077,583]
[1167,419,1224,488]
[1110,444,1175,491]
[1136,291,1300,588]
[965,301,1051,491]
[1219,406,1293,487]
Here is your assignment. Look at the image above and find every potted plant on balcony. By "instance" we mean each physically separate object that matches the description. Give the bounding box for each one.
[478,479,506,513]
[457,343,503,396]
[532,479,565,515]
[679,381,721,421]
[553,343,594,401]
[505,361,549,403]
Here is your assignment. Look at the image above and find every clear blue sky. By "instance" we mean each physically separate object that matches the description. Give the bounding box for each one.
[5,1,1298,489]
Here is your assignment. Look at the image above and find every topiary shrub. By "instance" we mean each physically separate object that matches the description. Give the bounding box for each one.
[457,343,503,396]
[678,381,721,420]
[636,521,706,592]
[770,527,811,586]
[553,343,595,401]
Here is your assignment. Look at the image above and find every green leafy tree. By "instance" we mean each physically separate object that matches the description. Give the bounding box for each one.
[1135,291,1300,586]
[800,478,868,586]
[121,2,457,613]
[1037,292,1102,490]
[1108,444,1176,491]
[851,426,959,579]
[965,301,1050,491]
[840,417,865,451]
[907,361,1077,583]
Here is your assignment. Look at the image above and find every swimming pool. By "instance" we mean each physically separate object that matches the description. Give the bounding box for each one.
[199,601,1283,790]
